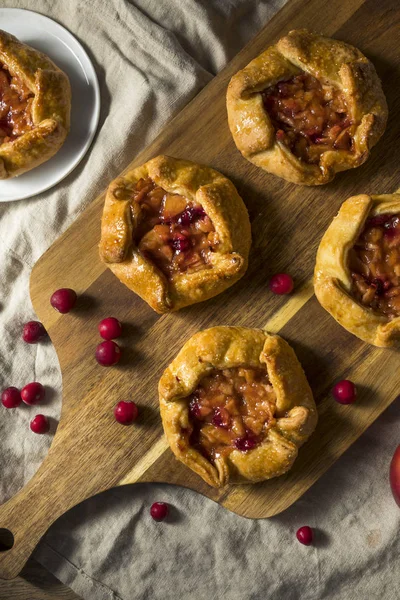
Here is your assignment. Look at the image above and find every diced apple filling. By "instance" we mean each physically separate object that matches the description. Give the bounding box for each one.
[132,177,219,278]
[0,64,34,145]
[349,213,400,318]
[262,72,354,164]
[186,366,276,461]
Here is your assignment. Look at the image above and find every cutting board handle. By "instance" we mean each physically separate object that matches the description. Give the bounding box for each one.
[0,459,67,580]
[0,416,105,581]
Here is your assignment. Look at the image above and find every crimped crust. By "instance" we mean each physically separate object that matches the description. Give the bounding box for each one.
[226,29,387,186]
[0,29,71,179]
[314,193,400,347]
[159,327,317,487]
[99,155,251,313]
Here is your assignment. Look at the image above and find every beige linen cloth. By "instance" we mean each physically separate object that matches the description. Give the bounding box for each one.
[0,1,399,599]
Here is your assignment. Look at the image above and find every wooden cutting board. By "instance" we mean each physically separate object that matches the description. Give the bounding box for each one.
[0,0,399,581]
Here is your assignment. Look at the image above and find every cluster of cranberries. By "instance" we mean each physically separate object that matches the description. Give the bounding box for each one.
[94,317,139,425]
[95,317,122,367]
[1,382,49,434]
[2,288,78,434]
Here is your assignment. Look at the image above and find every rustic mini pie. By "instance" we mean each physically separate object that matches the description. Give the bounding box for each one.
[0,29,71,179]
[226,29,387,186]
[159,326,317,487]
[99,156,251,313]
[314,193,400,347]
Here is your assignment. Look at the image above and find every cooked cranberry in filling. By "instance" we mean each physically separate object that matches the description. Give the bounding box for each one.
[186,367,276,461]
[262,73,354,164]
[349,213,400,318]
[132,177,219,278]
[0,64,34,144]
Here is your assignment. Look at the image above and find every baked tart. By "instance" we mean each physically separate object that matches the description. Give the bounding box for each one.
[99,156,251,313]
[226,29,387,186]
[159,327,317,487]
[315,193,400,347]
[0,29,71,179]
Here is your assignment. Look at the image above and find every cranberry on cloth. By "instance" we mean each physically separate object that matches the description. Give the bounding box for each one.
[0,1,398,600]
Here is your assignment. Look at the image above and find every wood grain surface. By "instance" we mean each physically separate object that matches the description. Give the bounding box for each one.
[0,0,399,581]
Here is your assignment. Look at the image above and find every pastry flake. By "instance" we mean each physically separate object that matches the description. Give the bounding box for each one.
[159,326,317,487]
[314,192,400,347]
[0,29,71,179]
[99,156,251,313]
[226,29,388,185]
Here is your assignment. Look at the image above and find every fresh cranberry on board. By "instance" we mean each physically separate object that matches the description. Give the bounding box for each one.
[296,526,313,545]
[95,340,121,366]
[98,317,122,340]
[21,382,45,405]
[50,288,77,313]
[269,273,294,295]
[30,414,50,434]
[1,387,22,408]
[150,502,169,521]
[114,401,138,425]
[332,380,357,404]
[390,445,400,507]
[22,321,47,343]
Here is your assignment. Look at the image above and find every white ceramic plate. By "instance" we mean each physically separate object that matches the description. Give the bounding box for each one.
[0,8,100,202]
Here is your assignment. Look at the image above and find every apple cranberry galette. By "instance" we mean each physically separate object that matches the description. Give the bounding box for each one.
[314,193,400,347]
[159,327,317,487]
[99,156,251,313]
[0,29,71,179]
[226,29,387,185]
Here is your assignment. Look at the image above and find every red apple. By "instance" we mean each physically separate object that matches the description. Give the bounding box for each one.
[389,444,400,507]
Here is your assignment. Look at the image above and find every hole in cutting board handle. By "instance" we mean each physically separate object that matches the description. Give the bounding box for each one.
[0,529,14,551]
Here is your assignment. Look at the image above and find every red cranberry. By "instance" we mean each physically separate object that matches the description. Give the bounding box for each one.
[189,398,201,420]
[177,206,205,226]
[50,288,77,313]
[96,340,121,367]
[296,526,313,545]
[21,382,45,405]
[150,502,169,521]
[332,380,357,404]
[22,321,47,344]
[367,214,391,228]
[171,234,190,252]
[114,400,138,424]
[269,273,294,295]
[212,407,229,428]
[371,278,389,296]
[30,414,50,434]
[98,317,122,340]
[95,340,121,366]
[235,435,257,452]
[1,387,22,408]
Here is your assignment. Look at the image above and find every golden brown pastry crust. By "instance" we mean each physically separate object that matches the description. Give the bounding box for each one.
[99,156,251,313]
[0,29,71,179]
[314,193,400,347]
[159,326,317,487]
[226,29,388,186]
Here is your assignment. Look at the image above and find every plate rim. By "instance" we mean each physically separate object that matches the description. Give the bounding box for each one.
[0,7,101,202]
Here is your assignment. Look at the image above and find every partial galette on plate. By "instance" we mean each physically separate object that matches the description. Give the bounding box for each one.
[0,29,71,179]
[314,192,400,347]
[226,29,387,185]
[99,155,251,313]
[159,326,317,487]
